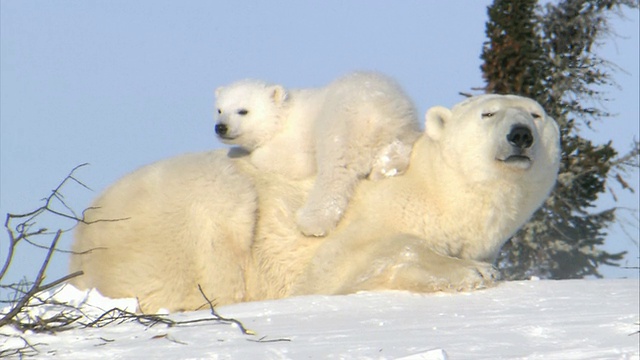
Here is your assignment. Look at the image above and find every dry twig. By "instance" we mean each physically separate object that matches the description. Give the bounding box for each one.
[1,164,91,331]
[197,284,254,335]
[0,164,264,357]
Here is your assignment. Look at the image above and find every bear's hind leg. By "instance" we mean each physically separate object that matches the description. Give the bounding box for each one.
[291,231,498,296]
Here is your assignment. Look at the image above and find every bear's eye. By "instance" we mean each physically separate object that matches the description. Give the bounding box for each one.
[237,109,249,116]
[481,112,495,118]
[531,112,541,119]
[217,109,222,114]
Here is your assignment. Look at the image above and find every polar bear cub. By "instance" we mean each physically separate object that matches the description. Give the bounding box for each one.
[214,72,421,236]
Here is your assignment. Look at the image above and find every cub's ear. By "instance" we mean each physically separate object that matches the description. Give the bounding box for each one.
[214,87,223,98]
[269,85,289,105]
[425,106,451,141]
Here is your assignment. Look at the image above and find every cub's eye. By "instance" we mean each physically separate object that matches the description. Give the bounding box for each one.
[481,112,495,118]
[531,112,541,119]
[217,109,222,114]
[237,109,249,115]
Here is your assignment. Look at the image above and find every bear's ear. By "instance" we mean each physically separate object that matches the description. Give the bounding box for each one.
[269,85,289,106]
[425,106,451,141]
[214,87,223,98]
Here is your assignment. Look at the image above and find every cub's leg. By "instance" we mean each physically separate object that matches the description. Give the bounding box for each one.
[294,106,372,237]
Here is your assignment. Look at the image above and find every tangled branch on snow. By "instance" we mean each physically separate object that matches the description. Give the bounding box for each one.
[0,164,257,357]
[0,164,92,330]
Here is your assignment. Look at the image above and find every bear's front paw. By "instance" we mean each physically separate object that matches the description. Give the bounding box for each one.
[295,205,340,237]
[447,260,499,291]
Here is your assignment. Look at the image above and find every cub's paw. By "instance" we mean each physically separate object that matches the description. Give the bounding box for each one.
[369,141,412,180]
[295,205,340,237]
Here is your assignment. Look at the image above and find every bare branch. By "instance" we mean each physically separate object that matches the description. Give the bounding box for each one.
[0,163,121,334]
[197,284,254,335]
[0,334,43,357]
[0,230,62,328]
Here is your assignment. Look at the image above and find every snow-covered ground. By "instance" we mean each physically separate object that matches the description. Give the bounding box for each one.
[1,279,638,359]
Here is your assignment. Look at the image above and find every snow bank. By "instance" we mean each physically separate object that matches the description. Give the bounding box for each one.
[1,279,638,359]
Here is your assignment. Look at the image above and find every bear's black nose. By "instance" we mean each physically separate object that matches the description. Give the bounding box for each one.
[215,123,228,136]
[507,126,533,149]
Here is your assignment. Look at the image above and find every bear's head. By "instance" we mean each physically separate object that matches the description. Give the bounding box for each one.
[214,80,288,151]
[424,94,561,187]
[420,94,561,261]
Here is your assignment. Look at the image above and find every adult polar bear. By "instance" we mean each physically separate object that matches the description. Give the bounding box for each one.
[214,72,421,237]
[70,94,561,313]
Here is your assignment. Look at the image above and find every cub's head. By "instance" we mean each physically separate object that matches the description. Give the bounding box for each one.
[214,80,288,151]
[424,94,561,185]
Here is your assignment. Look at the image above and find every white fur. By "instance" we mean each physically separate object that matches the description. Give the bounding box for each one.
[70,94,561,313]
[214,72,421,236]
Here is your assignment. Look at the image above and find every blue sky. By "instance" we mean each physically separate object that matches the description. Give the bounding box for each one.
[1,1,638,288]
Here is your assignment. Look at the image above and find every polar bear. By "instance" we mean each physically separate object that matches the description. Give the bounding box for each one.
[70,94,561,313]
[214,72,421,236]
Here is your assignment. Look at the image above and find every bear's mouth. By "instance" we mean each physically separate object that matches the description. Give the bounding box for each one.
[217,134,238,141]
[497,155,532,169]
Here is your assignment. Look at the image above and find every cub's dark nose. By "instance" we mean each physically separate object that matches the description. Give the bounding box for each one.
[215,123,228,136]
[507,126,533,149]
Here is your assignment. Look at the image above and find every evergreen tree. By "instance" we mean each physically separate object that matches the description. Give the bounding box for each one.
[480,0,639,279]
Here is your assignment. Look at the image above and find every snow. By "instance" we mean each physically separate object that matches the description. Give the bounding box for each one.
[1,279,638,359]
